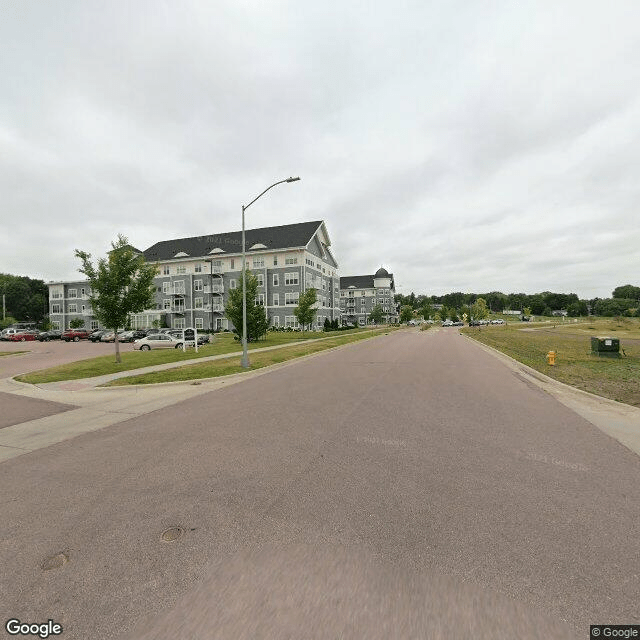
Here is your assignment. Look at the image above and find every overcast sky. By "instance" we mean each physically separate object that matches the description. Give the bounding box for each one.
[2,1,639,298]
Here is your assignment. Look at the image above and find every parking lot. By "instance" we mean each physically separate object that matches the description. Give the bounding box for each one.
[0,338,132,378]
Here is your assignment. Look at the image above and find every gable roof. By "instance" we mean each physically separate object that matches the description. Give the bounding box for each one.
[143,221,325,262]
[340,273,395,289]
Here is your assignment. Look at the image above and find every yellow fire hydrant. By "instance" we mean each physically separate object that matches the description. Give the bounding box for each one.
[546,351,556,365]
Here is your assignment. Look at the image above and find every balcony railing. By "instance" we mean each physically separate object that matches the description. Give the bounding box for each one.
[204,285,224,294]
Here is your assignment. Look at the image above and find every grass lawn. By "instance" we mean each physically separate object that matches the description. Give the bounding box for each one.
[462,318,640,407]
[15,327,391,384]
[104,327,394,385]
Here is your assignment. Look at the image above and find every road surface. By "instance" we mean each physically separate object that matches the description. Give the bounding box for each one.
[1,328,638,639]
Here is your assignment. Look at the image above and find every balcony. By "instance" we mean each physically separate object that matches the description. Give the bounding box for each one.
[204,284,224,294]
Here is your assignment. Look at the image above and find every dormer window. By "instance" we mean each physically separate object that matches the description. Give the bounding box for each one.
[209,248,225,254]
[174,251,189,258]
[249,243,267,250]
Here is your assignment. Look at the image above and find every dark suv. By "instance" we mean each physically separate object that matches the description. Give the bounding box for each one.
[62,329,91,342]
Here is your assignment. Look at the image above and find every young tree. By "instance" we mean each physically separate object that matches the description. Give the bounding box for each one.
[368,304,384,325]
[323,317,331,332]
[471,297,489,320]
[75,235,157,363]
[225,270,269,342]
[69,318,85,329]
[399,305,414,323]
[294,288,318,334]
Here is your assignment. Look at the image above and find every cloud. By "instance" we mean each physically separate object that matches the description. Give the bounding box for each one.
[1,0,639,298]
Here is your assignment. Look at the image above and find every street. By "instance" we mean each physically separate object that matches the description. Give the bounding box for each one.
[1,328,639,639]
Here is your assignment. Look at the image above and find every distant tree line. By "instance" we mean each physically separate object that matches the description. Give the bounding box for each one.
[394,284,640,319]
[0,273,48,328]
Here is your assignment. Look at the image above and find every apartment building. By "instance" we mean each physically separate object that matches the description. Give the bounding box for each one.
[339,267,398,325]
[48,221,341,332]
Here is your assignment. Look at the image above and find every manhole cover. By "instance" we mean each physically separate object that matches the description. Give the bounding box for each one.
[161,526,184,542]
[42,552,68,571]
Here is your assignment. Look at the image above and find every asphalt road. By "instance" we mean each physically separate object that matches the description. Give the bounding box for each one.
[1,328,639,639]
[0,339,123,378]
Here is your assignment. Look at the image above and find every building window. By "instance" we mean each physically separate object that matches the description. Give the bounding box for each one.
[174,318,186,329]
[81,288,86,296]
[273,274,279,286]
[174,299,185,312]
[273,256,278,266]
[195,317,204,329]
[163,299,171,310]
[195,263,202,273]
[285,316,299,329]
[51,304,62,314]
[229,279,236,289]
[253,257,264,268]
[51,321,61,330]
[230,259,235,269]
[68,289,77,298]
[285,256,298,265]
[285,272,299,286]
[194,297,203,309]
[176,266,186,275]
[285,292,299,305]
[162,282,171,294]
[174,281,185,294]
[256,273,264,287]
[255,294,265,306]
[68,304,78,313]
[163,266,170,275]
[194,279,203,291]
[272,293,279,306]
[271,316,280,327]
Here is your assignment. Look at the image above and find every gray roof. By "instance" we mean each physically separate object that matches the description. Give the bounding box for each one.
[143,221,325,262]
[340,273,395,289]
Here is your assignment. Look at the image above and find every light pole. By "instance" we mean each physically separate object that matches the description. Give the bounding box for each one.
[241,176,300,368]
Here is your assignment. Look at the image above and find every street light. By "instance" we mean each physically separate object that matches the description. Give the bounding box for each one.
[241,176,300,368]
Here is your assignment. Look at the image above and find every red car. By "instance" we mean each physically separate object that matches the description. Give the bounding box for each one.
[9,331,39,342]
[62,329,91,342]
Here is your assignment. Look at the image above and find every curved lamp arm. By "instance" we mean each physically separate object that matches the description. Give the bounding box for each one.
[243,177,300,211]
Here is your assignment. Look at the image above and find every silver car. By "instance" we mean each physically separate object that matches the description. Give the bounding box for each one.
[133,334,184,350]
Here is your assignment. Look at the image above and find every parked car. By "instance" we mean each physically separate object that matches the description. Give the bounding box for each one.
[491,319,506,325]
[100,332,116,343]
[89,330,107,342]
[442,320,454,327]
[37,330,63,341]
[9,330,39,341]
[118,331,138,343]
[1,328,20,340]
[451,321,464,326]
[133,334,184,350]
[62,329,91,342]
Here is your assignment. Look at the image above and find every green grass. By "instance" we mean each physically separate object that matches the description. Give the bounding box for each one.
[15,327,390,384]
[0,351,29,357]
[462,319,640,407]
[104,328,394,386]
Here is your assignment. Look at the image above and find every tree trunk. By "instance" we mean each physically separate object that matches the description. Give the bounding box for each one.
[114,332,121,364]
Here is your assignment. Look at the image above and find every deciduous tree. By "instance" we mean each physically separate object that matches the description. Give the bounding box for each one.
[75,235,157,363]
[294,288,318,334]
[225,270,269,342]
[368,304,384,325]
